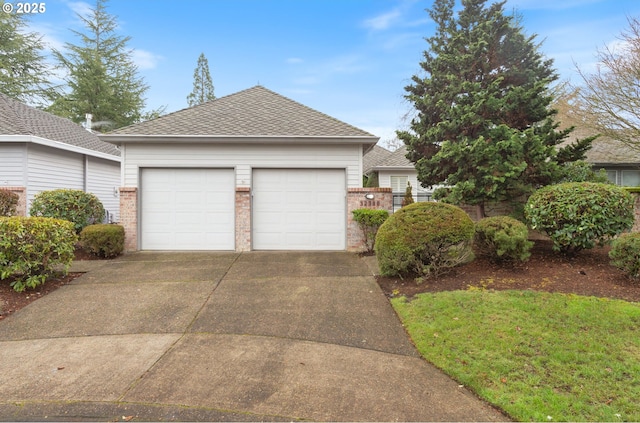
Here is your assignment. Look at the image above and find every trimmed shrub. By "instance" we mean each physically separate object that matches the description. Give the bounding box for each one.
[30,189,105,233]
[352,208,389,252]
[609,233,640,281]
[525,182,634,254]
[402,182,414,207]
[0,190,18,216]
[474,216,533,263]
[374,202,474,278]
[79,224,124,258]
[0,216,77,292]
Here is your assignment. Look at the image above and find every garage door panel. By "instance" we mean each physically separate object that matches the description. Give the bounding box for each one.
[253,169,345,250]
[141,169,234,250]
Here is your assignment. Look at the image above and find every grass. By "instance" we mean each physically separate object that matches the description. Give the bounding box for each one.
[392,290,640,422]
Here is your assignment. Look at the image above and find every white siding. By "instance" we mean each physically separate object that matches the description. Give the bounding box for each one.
[122,143,362,189]
[26,144,84,207]
[87,156,121,222]
[0,143,27,186]
[379,170,426,196]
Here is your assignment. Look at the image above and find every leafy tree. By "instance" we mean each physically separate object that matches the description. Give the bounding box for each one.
[0,5,55,105]
[46,0,158,130]
[186,52,215,107]
[575,17,640,152]
[397,0,593,219]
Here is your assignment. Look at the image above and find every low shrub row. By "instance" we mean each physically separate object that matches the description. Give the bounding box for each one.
[368,182,638,281]
[79,224,125,258]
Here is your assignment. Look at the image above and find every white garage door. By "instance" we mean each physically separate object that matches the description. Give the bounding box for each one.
[252,169,346,250]
[141,168,235,250]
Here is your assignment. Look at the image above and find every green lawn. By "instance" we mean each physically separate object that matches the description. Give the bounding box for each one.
[392,290,640,422]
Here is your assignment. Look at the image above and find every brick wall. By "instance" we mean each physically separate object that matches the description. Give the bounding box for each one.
[346,187,393,252]
[119,187,138,251]
[235,188,251,251]
[0,186,27,216]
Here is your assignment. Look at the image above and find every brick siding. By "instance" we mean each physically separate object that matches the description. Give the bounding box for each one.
[347,187,393,252]
[235,187,251,251]
[0,186,27,216]
[119,187,138,251]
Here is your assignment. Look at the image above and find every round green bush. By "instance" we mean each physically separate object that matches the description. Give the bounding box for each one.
[30,189,105,234]
[374,202,474,278]
[79,224,124,258]
[525,182,634,254]
[474,216,533,263]
[609,233,640,281]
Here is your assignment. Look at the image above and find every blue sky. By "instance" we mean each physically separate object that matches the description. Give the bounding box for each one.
[21,0,640,146]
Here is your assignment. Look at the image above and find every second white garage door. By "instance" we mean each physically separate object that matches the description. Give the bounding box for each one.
[252,169,346,250]
[140,168,235,250]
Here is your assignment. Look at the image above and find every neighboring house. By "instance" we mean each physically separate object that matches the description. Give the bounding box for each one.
[0,93,121,220]
[365,132,640,212]
[584,136,640,186]
[367,145,438,211]
[363,144,391,186]
[100,86,381,252]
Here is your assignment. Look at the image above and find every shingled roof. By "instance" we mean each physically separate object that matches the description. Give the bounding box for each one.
[0,93,120,157]
[108,86,376,138]
[373,145,413,168]
[562,127,640,166]
[363,144,392,174]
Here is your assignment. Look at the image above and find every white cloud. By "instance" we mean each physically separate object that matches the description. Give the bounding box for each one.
[506,0,602,11]
[363,10,402,31]
[131,49,163,70]
[66,1,92,19]
[286,57,304,64]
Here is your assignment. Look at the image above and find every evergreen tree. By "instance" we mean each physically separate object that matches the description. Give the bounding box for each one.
[0,5,55,105]
[46,0,153,131]
[186,53,215,107]
[397,0,592,219]
[402,182,414,207]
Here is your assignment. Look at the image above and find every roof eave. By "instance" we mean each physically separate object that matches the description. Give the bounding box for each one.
[99,134,379,146]
[0,135,121,162]
[371,165,416,172]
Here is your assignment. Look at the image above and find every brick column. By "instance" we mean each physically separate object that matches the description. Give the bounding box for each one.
[119,187,138,251]
[235,187,251,251]
[346,188,392,252]
[0,186,27,216]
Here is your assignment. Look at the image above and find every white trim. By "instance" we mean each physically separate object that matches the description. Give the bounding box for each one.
[99,134,378,146]
[0,135,121,162]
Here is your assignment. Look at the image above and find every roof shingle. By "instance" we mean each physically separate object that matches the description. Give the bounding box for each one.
[0,93,119,156]
[109,86,376,138]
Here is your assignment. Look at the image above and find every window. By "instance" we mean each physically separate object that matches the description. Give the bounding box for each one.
[606,170,617,185]
[390,176,408,193]
[621,170,640,187]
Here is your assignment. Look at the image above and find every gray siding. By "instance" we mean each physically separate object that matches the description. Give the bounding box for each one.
[27,144,84,207]
[0,143,27,186]
[87,156,120,222]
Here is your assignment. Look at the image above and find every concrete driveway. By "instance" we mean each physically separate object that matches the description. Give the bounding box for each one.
[0,252,508,422]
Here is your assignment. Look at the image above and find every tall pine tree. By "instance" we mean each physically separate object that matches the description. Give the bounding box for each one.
[397,0,592,218]
[0,5,55,105]
[186,53,215,107]
[46,0,152,131]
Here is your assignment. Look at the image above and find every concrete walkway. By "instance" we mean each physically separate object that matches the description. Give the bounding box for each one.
[0,252,508,422]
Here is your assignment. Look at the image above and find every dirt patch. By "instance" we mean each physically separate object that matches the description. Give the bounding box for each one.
[0,248,105,320]
[376,240,640,303]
